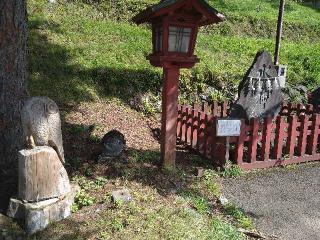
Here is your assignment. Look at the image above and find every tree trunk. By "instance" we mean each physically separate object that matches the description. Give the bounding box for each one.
[0,0,28,211]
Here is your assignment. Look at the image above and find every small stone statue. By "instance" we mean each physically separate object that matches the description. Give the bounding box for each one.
[21,97,65,163]
[101,130,126,157]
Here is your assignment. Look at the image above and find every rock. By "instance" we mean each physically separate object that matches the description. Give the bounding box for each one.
[111,189,131,203]
[18,146,71,202]
[21,97,65,163]
[230,51,283,120]
[196,167,204,178]
[101,130,126,157]
[7,183,80,235]
[219,195,229,206]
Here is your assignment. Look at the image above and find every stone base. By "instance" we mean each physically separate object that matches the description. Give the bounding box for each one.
[7,183,80,235]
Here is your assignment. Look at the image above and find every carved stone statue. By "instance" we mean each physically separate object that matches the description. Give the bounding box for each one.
[21,97,65,163]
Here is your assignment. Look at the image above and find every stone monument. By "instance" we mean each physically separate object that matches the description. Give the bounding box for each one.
[230,51,283,119]
[7,97,79,234]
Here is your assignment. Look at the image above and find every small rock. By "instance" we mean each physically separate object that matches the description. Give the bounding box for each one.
[219,195,229,206]
[196,167,204,178]
[101,130,126,157]
[112,189,131,204]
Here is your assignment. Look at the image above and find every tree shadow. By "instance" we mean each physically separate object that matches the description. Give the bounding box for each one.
[28,18,161,109]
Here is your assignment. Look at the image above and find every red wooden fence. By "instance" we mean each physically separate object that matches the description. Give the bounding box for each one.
[177,102,320,170]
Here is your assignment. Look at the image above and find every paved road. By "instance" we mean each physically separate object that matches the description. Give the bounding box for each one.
[221,163,320,240]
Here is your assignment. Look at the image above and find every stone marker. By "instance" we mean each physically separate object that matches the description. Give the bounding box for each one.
[230,51,283,119]
[18,146,70,202]
[101,130,126,157]
[112,189,131,203]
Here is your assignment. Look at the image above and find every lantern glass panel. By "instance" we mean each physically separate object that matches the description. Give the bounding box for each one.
[168,26,192,53]
[154,26,163,52]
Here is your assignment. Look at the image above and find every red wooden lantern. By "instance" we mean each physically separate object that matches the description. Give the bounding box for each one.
[134,0,225,68]
[133,0,225,168]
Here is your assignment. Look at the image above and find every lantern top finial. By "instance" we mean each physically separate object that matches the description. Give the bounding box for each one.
[133,0,225,26]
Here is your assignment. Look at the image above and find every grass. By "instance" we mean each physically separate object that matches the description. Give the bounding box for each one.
[28,0,320,107]
[19,0,319,238]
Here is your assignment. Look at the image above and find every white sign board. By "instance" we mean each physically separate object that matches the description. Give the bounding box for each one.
[216,119,241,137]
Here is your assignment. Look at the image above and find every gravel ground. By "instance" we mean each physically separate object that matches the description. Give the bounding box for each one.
[221,163,320,240]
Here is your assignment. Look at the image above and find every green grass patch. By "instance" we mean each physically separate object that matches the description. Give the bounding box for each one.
[28,0,320,108]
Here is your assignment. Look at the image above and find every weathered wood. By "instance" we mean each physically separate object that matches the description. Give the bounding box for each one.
[248,118,260,163]
[261,117,273,161]
[273,116,285,160]
[18,146,71,202]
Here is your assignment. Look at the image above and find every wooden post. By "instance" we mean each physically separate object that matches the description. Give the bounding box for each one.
[161,67,180,169]
[274,0,285,65]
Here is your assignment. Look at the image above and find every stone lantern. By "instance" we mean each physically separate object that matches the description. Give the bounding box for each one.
[133,0,225,168]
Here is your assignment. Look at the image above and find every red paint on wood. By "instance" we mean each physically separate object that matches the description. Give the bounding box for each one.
[297,115,309,156]
[307,114,320,155]
[273,116,285,160]
[222,101,228,117]
[261,117,273,161]
[235,119,246,165]
[191,104,199,148]
[180,105,187,142]
[286,115,298,158]
[161,67,180,168]
[198,111,206,154]
[186,107,192,145]
[203,114,208,156]
[248,118,260,163]
[176,106,182,141]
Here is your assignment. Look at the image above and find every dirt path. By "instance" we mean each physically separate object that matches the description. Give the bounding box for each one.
[221,163,320,240]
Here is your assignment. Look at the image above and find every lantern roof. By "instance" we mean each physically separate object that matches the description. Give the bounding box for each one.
[133,0,225,26]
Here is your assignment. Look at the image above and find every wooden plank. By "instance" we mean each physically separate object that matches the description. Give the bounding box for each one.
[248,118,260,163]
[176,106,182,141]
[186,107,192,145]
[285,115,298,158]
[180,105,187,142]
[307,114,320,155]
[222,101,228,117]
[210,117,217,164]
[212,102,218,117]
[261,117,273,161]
[297,115,309,156]
[191,104,199,148]
[197,111,206,153]
[273,116,285,160]
[239,154,320,171]
[235,119,246,165]
[203,114,208,155]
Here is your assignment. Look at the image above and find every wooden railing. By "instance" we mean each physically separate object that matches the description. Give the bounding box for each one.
[177,102,320,170]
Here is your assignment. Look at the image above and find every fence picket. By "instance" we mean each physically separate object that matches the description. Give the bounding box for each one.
[177,101,320,171]
[273,116,285,160]
[307,114,320,155]
[248,118,260,163]
[297,115,309,156]
[191,104,199,148]
[261,117,273,161]
[235,119,246,165]
[286,116,298,158]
